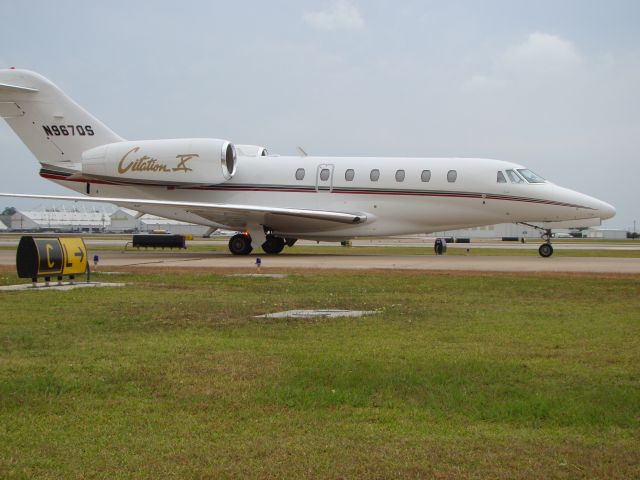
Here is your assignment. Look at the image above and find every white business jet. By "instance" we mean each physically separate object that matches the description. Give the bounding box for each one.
[0,69,615,257]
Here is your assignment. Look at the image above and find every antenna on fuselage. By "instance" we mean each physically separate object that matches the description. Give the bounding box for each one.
[296,146,308,157]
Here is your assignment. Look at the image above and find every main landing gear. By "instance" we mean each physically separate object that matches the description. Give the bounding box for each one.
[262,235,285,255]
[228,233,253,255]
[520,223,554,257]
[228,233,293,255]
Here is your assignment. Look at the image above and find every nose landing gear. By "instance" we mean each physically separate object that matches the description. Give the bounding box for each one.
[538,228,554,257]
[519,223,554,258]
[538,240,554,258]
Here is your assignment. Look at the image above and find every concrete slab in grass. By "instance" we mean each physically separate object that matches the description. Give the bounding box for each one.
[256,309,378,319]
[227,273,288,279]
[0,282,126,292]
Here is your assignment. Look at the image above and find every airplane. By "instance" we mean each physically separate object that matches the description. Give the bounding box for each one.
[0,69,615,257]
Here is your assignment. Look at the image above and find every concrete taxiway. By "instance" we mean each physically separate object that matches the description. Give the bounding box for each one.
[1,249,638,274]
[1,235,639,274]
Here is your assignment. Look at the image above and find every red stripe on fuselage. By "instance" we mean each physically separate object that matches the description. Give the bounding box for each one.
[39,171,592,210]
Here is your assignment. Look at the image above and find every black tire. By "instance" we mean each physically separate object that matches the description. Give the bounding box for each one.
[538,243,553,258]
[228,234,253,255]
[262,235,285,254]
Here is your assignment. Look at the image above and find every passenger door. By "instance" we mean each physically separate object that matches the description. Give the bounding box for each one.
[315,164,334,192]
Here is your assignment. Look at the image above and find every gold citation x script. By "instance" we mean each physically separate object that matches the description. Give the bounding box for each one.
[117,147,197,174]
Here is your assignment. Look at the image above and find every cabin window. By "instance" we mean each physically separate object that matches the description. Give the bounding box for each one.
[517,169,546,183]
[447,170,457,183]
[395,169,405,182]
[345,169,355,181]
[421,170,431,182]
[497,171,507,183]
[506,169,524,184]
[295,168,305,181]
[319,168,330,181]
[370,169,380,182]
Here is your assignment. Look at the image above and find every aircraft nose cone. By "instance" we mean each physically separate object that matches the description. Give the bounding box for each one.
[598,200,616,220]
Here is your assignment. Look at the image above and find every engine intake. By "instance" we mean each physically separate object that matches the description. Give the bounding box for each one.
[81,138,236,186]
[236,144,268,157]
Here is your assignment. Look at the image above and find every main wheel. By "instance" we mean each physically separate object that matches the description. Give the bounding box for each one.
[262,235,285,255]
[538,243,553,258]
[228,233,253,255]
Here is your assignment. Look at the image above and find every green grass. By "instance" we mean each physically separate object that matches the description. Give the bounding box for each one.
[1,270,639,478]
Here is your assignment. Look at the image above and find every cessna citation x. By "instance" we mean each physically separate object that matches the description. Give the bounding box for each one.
[0,69,615,257]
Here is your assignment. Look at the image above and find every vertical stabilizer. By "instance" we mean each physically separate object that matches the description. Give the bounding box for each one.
[0,69,123,166]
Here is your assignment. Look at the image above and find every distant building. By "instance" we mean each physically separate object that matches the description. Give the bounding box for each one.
[108,208,140,232]
[0,220,7,231]
[109,208,211,236]
[10,207,111,232]
[586,228,627,240]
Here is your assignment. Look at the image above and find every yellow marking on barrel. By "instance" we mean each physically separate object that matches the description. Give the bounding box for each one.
[60,238,87,275]
[45,243,55,268]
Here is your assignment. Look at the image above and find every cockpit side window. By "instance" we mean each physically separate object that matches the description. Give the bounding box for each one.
[506,169,525,184]
[517,169,546,183]
[497,171,507,183]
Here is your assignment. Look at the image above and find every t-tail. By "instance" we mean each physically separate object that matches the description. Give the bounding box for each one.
[0,68,123,169]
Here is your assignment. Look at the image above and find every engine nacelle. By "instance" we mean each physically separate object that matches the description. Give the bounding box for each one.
[236,144,268,157]
[81,138,236,186]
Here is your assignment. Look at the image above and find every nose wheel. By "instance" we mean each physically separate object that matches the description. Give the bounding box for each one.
[518,223,555,258]
[538,243,553,258]
[538,228,554,257]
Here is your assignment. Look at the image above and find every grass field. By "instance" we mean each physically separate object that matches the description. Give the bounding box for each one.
[1,268,639,478]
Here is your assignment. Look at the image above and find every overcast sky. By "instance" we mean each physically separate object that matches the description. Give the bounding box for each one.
[1,0,638,229]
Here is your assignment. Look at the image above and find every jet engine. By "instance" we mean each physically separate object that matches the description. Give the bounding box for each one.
[81,138,236,186]
[236,144,268,157]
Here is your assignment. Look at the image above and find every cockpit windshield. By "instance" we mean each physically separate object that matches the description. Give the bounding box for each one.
[517,169,546,183]
[505,169,525,184]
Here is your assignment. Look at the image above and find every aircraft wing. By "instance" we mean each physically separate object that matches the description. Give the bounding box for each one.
[0,193,368,230]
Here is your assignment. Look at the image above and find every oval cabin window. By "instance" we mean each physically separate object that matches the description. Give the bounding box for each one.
[370,169,380,182]
[395,170,405,182]
[447,170,457,183]
[421,170,431,182]
[295,168,305,181]
[320,168,330,181]
[345,169,355,181]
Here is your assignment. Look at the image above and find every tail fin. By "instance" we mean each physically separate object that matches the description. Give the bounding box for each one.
[0,69,123,167]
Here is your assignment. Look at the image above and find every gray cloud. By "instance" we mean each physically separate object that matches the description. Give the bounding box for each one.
[465,32,583,91]
[303,1,364,31]
[505,33,582,71]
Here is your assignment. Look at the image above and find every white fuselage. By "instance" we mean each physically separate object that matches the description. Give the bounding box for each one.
[46,155,614,241]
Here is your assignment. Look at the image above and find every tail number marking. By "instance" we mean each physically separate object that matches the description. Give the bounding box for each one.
[42,125,95,137]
